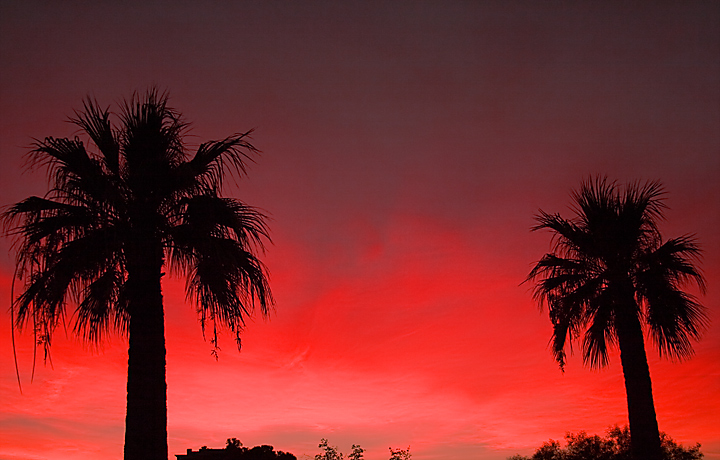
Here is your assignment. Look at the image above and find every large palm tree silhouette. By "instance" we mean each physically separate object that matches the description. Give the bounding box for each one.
[527,177,707,460]
[3,89,273,460]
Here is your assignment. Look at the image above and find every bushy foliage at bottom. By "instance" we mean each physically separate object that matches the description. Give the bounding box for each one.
[508,426,703,460]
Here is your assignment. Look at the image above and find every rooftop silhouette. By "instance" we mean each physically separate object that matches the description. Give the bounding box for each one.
[176,439,296,460]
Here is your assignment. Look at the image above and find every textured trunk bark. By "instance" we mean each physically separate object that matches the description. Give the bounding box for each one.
[124,238,167,460]
[616,306,662,460]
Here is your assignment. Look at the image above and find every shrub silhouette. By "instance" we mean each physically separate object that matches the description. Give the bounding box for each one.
[508,425,703,460]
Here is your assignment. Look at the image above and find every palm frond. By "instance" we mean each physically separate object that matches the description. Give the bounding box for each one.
[13,225,123,328]
[177,131,259,194]
[622,179,666,227]
[6,199,93,247]
[572,176,618,228]
[74,267,128,343]
[638,235,706,292]
[167,191,273,352]
[547,294,590,369]
[120,88,188,171]
[70,98,121,175]
[183,237,273,351]
[27,135,124,212]
[532,211,579,242]
[644,287,708,360]
[636,234,708,359]
[3,197,79,238]
[172,194,270,249]
[118,89,189,208]
[582,299,616,369]
[171,229,272,307]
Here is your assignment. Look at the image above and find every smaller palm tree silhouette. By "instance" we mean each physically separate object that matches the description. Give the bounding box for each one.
[526,176,707,460]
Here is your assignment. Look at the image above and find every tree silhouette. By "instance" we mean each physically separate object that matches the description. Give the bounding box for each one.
[227,438,244,451]
[3,89,273,460]
[348,444,365,460]
[526,177,707,460]
[315,439,343,460]
[388,447,411,460]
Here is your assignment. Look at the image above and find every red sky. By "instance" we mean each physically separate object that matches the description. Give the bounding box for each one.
[1,2,718,459]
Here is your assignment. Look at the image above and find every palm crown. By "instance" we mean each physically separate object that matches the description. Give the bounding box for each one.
[528,177,707,369]
[5,89,272,351]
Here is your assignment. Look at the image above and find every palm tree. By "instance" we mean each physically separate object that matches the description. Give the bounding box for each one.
[526,177,707,460]
[3,89,273,460]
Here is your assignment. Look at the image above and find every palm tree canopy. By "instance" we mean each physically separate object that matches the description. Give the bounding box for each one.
[527,177,707,369]
[3,89,273,357]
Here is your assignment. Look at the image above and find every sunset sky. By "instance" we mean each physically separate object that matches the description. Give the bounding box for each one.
[1,2,718,460]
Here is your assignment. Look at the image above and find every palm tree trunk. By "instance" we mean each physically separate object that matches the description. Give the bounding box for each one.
[124,239,167,460]
[616,306,663,460]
